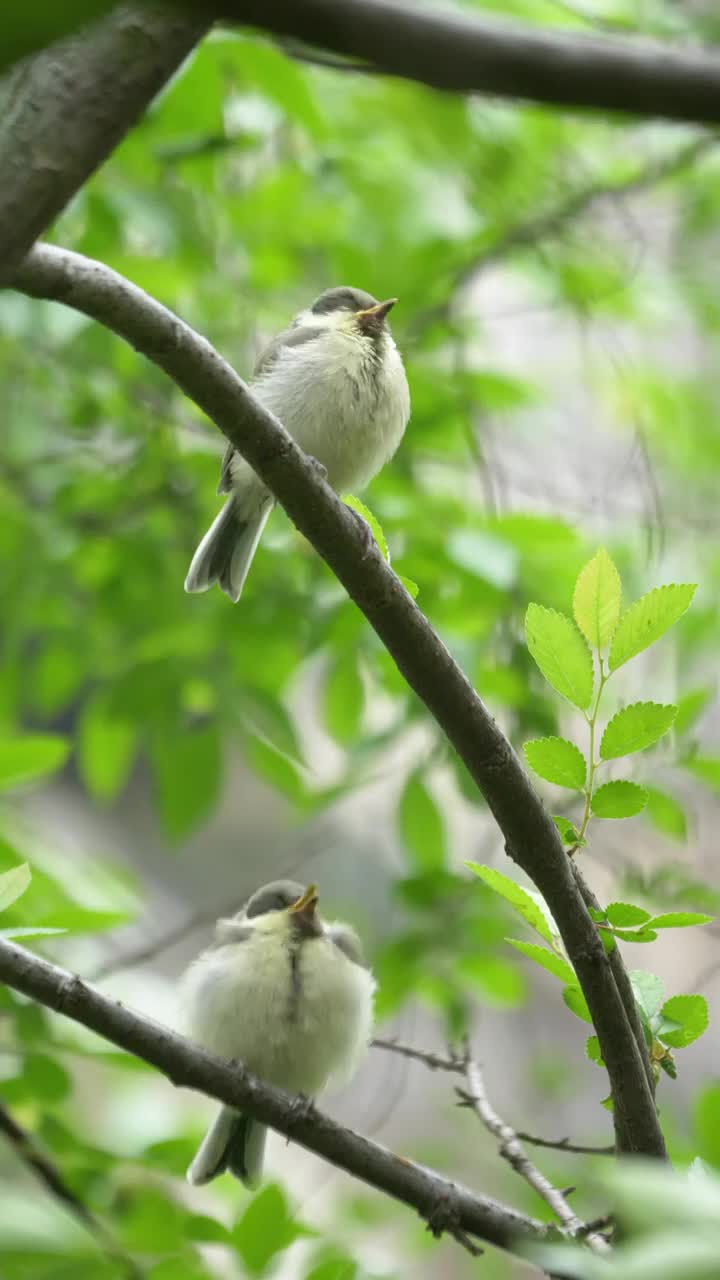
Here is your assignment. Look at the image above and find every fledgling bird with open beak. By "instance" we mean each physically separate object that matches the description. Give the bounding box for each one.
[181,880,375,1187]
[184,286,411,602]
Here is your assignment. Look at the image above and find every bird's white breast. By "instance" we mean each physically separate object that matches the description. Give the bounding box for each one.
[248,328,410,495]
[181,926,375,1097]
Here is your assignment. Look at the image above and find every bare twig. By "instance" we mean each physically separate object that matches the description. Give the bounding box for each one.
[460,1050,611,1254]
[214,0,720,126]
[516,1132,614,1157]
[371,1037,465,1074]
[0,937,547,1261]
[10,242,665,1160]
[0,1101,143,1279]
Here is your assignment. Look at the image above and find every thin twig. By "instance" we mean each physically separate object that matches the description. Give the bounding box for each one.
[515,1132,614,1157]
[460,1048,611,1254]
[0,1102,143,1279]
[371,1037,465,1074]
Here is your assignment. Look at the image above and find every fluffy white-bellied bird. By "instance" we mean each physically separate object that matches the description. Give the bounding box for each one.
[181,880,376,1187]
[184,286,411,602]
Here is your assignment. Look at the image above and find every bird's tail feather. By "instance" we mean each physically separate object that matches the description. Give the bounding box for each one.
[184,493,272,603]
[186,1106,266,1187]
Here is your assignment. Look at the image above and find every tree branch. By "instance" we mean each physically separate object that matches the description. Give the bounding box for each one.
[0,937,547,1259]
[221,0,720,126]
[9,242,666,1161]
[0,1101,143,1278]
[0,4,210,280]
[459,1051,610,1253]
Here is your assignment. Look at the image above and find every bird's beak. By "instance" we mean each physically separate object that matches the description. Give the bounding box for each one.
[289,883,319,924]
[355,298,397,330]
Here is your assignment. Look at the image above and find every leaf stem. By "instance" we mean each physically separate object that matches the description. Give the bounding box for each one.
[578,657,608,842]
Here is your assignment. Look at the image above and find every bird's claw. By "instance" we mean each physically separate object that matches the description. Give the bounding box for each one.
[307,456,328,482]
[424,1185,484,1257]
[286,1092,316,1132]
[347,505,376,559]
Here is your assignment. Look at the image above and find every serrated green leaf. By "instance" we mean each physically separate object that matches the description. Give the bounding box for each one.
[553,815,584,846]
[324,653,364,746]
[600,702,677,760]
[233,1183,308,1273]
[647,912,713,929]
[658,994,709,1047]
[151,723,222,839]
[506,938,576,985]
[0,864,31,913]
[398,573,419,599]
[605,902,652,927]
[674,688,712,737]
[563,985,592,1024]
[644,786,687,841]
[608,584,697,671]
[525,604,593,710]
[630,970,664,1021]
[78,691,138,802]
[591,780,648,819]
[523,736,586,789]
[572,548,621,649]
[0,736,70,791]
[399,773,446,871]
[344,495,389,562]
[589,907,606,922]
[586,1034,604,1065]
[467,864,553,943]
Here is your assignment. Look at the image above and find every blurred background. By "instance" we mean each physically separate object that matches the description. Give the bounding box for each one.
[1,2,720,1277]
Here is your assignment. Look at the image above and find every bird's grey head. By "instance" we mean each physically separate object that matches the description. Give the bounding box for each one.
[307,286,397,337]
[244,880,307,918]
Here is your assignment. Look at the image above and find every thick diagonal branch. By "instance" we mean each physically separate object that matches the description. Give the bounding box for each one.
[226,0,720,126]
[0,4,209,279]
[0,937,545,1257]
[10,242,665,1161]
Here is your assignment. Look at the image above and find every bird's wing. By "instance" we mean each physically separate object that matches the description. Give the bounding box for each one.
[216,323,325,494]
[326,923,367,967]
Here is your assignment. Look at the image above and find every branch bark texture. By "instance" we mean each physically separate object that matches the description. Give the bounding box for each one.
[0,4,209,281]
[10,242,666,1162]
[0,937,544,1257]
[224,0,720,126]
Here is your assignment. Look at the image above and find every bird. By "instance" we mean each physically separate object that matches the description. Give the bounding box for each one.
[184,286,411,602]
[181,879,376,1187]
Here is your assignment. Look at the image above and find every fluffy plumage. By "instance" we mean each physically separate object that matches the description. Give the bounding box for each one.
[184,287,410,602]
[181,880,375,1186]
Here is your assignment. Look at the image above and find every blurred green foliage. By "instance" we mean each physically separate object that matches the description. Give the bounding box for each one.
[1,1,720,1276]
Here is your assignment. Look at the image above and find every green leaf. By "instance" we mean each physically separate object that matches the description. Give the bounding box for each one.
[553,815,584,847]
[525,604,593,710]
[608,583,697,671]
[24,1053,71,1101]
[572,548,621,649]
[0,736,69,791]
[674,687,711,737]
[506,938,576,986]
[563,985,592,1024]
[398,573,419,599]
[467,864,553,943]
[630,970,664,1022]
[0,863,31,913]
[324,653,364,746]
[605,902,652,927]
[610,927,657,943]
[151,723,222,839]
[694,1083,720,1170]
[644,786,687,841]
[78,691,138,802]
[647,912,713,929]
[591,780,648,819]
[344,495,389,561]
[523,736,586,789]
[599,702,677,760]
[657,994,708,1047]
[398,773,446,871]
[459,953,526,1007]
[586,1035,604,1065]
[684,757,720,790]
[233,1183,308,1273]
[0,926,66,939]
